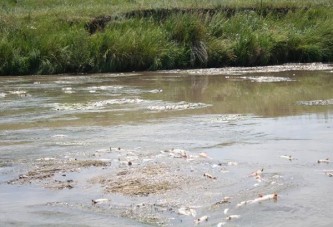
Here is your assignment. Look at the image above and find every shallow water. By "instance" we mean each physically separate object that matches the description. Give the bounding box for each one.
[1,63,333,226]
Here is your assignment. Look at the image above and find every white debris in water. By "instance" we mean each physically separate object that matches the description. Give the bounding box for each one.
[214,197,232,205]
[178,207,197,217]
[87,85,124,91]
[231,76,295,83]
[92,98,143,107]
[203,173,217,179]
[250,168,264,177]
[194,215,208,224]
[226,214,241,220]
[160,63,333,75]
[147,101,211,111]
[62,87,75,94]
[53,98,144,111]
[323,170,333,177]
[198,152,210,159]
[296,99,333,106]
[236,194,278,207]
[148,89,163,93]
[0,92,6,98]
[162,148,189,159]
[227,161,238,166]
[9,90,30,97]
[92,198,109,204]
[224,208,229,215]
[318,158,331,164]
[9,90,26,95]
[55,81,73,84]
[210,114,246,123]
[280,155,295,161]
[36,157,56,161]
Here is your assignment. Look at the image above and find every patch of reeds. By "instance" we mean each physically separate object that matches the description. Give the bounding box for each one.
[0,1,332,75]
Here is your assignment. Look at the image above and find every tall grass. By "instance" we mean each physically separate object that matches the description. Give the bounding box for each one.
[0,0,332,75]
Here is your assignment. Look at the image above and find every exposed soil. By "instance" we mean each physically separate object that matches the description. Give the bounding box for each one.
[85,6,305,34]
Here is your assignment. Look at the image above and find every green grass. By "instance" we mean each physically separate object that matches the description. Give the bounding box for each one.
[0,0,332,75]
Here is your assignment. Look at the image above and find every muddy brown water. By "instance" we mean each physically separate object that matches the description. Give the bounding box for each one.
[0,63,333,226]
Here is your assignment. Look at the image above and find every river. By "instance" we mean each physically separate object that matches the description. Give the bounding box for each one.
[1,63,333,226]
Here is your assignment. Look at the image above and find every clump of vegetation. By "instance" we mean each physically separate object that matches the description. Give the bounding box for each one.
[0,0,332,75]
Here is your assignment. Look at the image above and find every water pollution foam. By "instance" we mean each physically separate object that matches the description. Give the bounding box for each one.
[162,63,333,75]
[84,85,144,95]
[225,76,295,83]
[87,85,124,91]
[8,90,31,97]
[147,101,211,111]
[9,90,27,95]
[147,89,163,93]
[53,98,144,111]
[62,87,75,94]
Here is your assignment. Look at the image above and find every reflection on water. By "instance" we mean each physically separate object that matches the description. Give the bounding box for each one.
[0,64,333,226]
[0,66,333,130]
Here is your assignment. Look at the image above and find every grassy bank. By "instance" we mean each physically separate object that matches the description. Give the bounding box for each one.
[0,0,332,75]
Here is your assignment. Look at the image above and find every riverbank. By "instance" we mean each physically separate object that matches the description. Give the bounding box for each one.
[0,0,332,75]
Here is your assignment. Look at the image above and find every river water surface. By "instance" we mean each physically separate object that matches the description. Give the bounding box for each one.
[1,63,333,226]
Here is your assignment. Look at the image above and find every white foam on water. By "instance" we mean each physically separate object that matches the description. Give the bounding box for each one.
[161,63,333,75]
[54,141,89,146]
[52,98,144,111]
[148,89,163,93]
[92,98,144,107]
[0,92,6,98]
[240,76,294,83]
[51,134,68,138]
[55,81,73,84]
[147,101,211,111]
[62,87,75,94]
[87,85,124,91]
[9,90,27,95]
[200,114,250,124]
